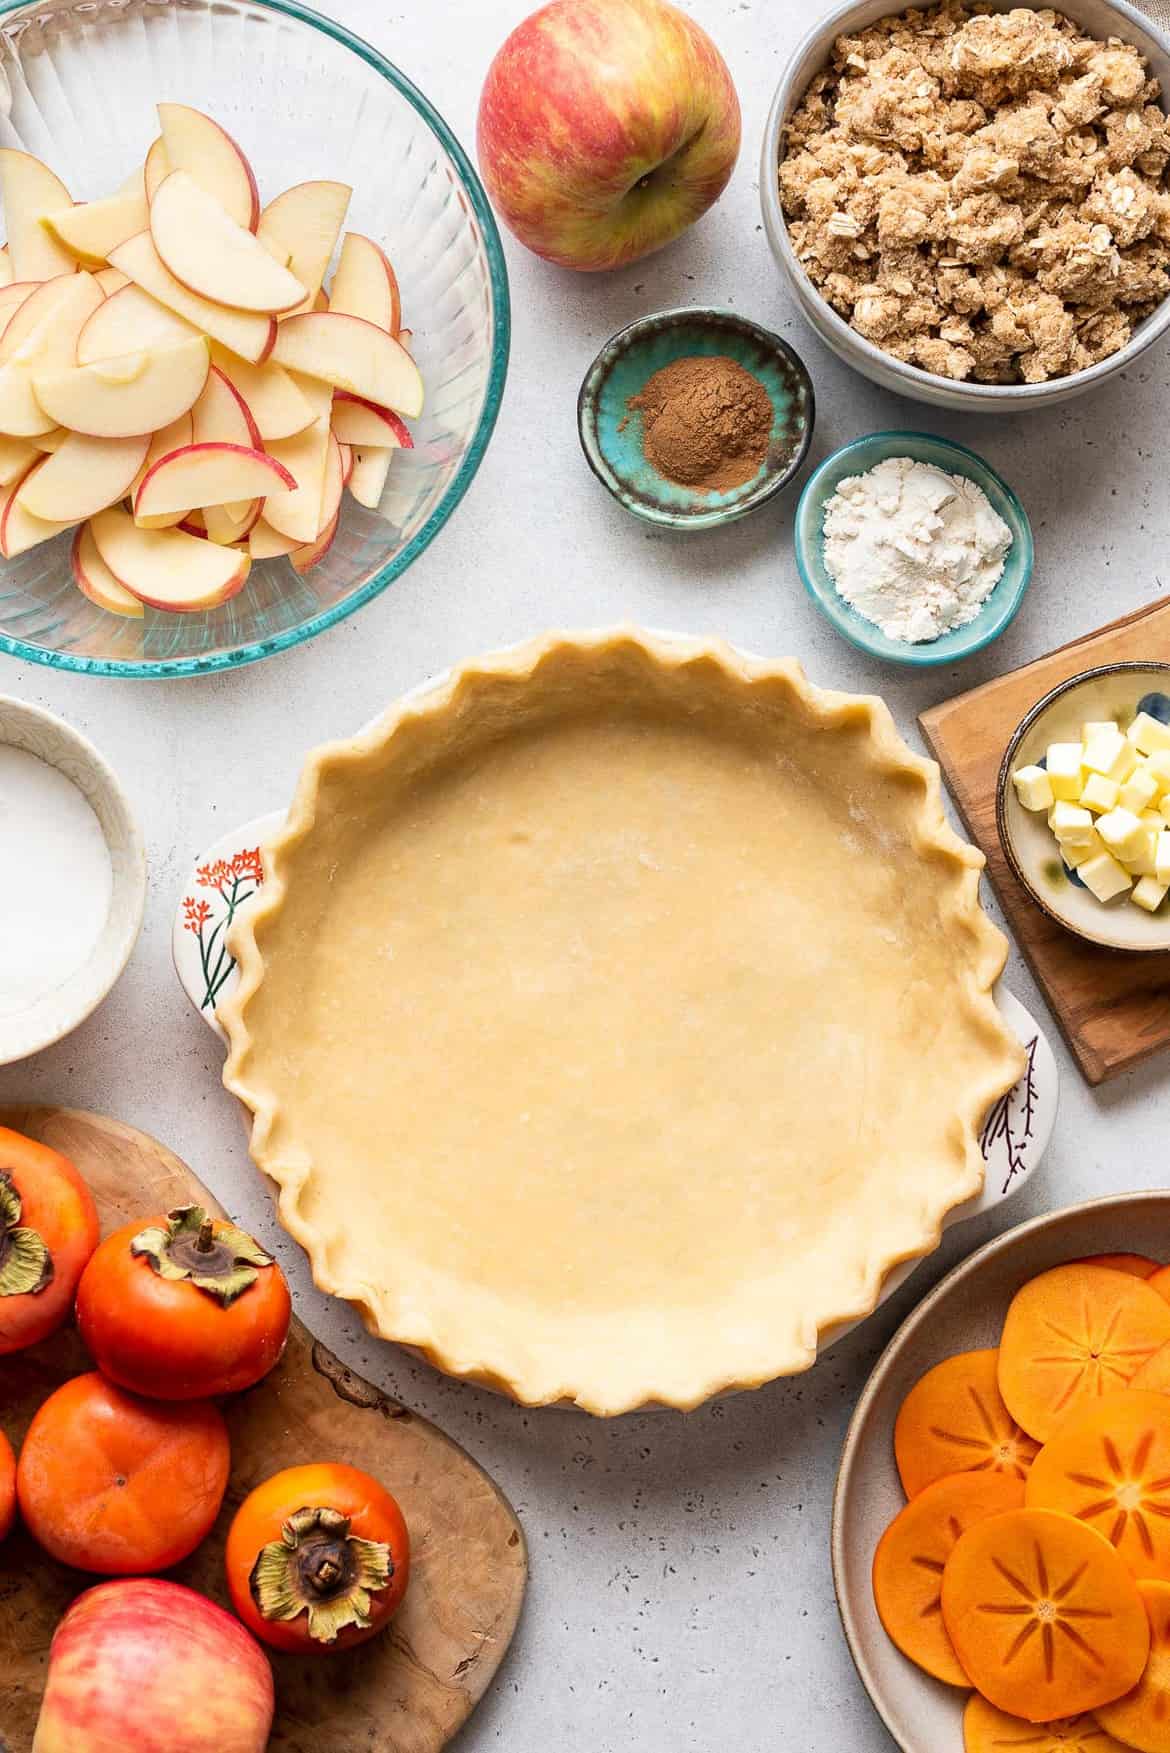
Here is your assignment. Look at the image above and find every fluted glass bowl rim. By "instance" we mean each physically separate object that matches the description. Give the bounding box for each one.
[0,0,510,679]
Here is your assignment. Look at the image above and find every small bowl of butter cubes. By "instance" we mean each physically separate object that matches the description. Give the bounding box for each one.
[998,663,1170,953]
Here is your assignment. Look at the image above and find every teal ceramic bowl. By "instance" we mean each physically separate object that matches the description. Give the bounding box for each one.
[793,432,1034,669]
[578,309,814,531]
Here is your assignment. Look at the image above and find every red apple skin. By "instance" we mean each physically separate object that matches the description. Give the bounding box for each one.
[33,1578,274,1753]
[332,391,413,449]
[476,0,740,271]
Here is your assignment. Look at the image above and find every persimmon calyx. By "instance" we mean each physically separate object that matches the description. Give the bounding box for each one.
[0,1170,52,1298]
[131,1204,274,1307]
[249,1505,394,1643]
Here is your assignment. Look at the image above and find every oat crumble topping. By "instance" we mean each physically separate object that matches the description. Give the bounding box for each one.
[779,3,1170,383]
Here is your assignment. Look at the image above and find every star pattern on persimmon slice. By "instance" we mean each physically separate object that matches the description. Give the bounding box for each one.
[977,1542,1115,1683]
[963,1690,1137,1751]
[894,1350,1039,1498]
[1027,1392,1170,1582]
[1029,1298,1158,1421]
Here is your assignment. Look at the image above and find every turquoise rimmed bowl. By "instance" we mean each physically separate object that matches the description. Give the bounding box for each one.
[793,432,1034,669]
[0,0,509,678]
[578,308,814,531]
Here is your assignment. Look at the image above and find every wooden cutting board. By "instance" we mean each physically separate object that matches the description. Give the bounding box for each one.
[919,599,1170,1085]
[0,1107,527,1753]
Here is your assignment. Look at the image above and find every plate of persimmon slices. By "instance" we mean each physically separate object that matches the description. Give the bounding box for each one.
[833,1192,1170,1753]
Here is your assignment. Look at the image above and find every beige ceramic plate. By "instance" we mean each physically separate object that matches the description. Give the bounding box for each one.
[832,1191,1170,1752]
[998,662,1170,953]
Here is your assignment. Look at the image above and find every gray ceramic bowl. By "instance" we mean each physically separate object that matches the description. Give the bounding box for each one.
[833,1191,1170,1752]
[760,0,1170,412]
[577,308,814,530]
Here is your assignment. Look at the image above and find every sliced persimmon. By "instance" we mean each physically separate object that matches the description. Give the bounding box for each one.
[895,1350,1040,1499]
[1131,1344,1170,1396]
[940,1506,1148,1721]
[1071,1255,1161,1279]
[1026,1391,1170,1583]
[873,1470,1025,1685]
[963,1692,1135,1750]
[1096,1579,1170,1752]
[1150,1267,1170,1308]
[998,1265,1170,1442]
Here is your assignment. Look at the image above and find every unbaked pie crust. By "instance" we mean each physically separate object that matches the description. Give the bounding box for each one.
[219,629,1024,1415]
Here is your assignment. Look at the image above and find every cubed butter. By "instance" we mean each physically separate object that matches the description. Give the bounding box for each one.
[1051,801,1096,846]
[1098,806,1149,864]
[1132,875,1169,914]
[1080,773,1120,814]
[1120,767,1160,814]
[1083,725,1127,775]
[1107,742,1140,785]
[1061,829,1104,870]
[1162,797,1170,826]
[1128,711,1170,756]
[1082,719,1119,742]
[1045,742,1085,800]
[1079,849,1134,903]
[1123,829,1159,878]
[1146,750,1170,795]
[1012,763,1054,813]
[1158,829,1170,885]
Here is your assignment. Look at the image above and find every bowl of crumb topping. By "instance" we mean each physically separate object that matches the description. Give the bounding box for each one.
[761,0,1170,410]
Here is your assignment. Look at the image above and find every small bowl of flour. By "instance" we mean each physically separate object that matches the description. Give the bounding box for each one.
[794,432,1033,667]
[0,698,145,1062]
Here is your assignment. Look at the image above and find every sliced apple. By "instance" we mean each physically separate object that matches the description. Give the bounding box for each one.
[71,521,142,617]
[338,440,353,486]
[91,503,249,611]
[191,364,260,449]
[0,458,75,556]
[144,137,170,203]
[0,246,11,288]
[349,444,394,511]
[329,232,401,334]
[109,232,275,364]
[77,282,197,366]
[0,434,40,485]
[157,104,258,231]
[0,150,75,280]
[0,281,36,345]
[290,508,338,576]
[33,334,210,439]
[398,327,412,352]
[0,273,102,366]
[257,181,350,316]
[204,496,262,545]
[17,429,149,521]
[42,188,149,267]
[262,416,329,542]
[94,266,130,296]
[134,441,295,519]
[207,348,313,442]
[150,172,306,314]
[272,312,422,416]
[247,516,300,559]
[330,391,411,449]
[31,428,67,453]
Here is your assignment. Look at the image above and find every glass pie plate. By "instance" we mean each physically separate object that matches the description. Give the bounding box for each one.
[0,0,509,677]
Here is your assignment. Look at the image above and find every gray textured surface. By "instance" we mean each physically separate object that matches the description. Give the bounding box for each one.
[1,2,1168,1749]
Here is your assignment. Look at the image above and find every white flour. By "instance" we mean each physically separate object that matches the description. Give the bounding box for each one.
[0,745,112,1017]
[821,455,1013,644]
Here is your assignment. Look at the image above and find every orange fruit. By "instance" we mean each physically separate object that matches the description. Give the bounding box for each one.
[998,1265,1170,1442]
[895,1350,1039,1499]
[1070,1255,1160,1279]
[872,1470,1024,1686]
[1026,1391,1170,1583]
[1132,1344,1170,1397]
[1095,1578,1170,1751]
[940,1506,1148,1721]
[963,1692,1134,1750]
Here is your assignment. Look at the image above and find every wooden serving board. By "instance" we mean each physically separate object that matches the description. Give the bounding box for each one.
[920,599,1170,1086]
[0,1107,527,1753]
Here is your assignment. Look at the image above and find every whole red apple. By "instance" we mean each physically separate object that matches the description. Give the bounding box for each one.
[477,0,741,271]
[33,1578,274,1753]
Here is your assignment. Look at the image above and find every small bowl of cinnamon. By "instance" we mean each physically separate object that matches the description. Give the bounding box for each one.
[577,308,815,531]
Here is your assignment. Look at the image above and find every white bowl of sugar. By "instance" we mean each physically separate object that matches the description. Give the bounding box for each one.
[0,698,145,1063]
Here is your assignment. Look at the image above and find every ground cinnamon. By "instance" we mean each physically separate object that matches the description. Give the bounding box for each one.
[621,355,772,493]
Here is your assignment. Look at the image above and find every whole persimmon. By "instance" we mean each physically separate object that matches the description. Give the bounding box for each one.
[0,1125,99,1355]
[17,1372,230,1574]
[0,1429,15,1542]
[76,1204,291,1400]
[225,1462,410,1654]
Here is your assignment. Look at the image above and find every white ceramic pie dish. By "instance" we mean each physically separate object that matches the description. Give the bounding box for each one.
[173,633,1059,1406]
[0,697,145,1064]
[833,1191,1170,1752]
[759,0,1170,411]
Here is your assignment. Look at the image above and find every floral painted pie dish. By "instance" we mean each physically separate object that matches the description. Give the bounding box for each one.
[212,630,1027,1415]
